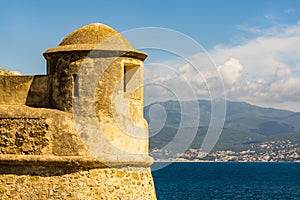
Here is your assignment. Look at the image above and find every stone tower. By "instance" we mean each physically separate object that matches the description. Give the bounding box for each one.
[0,23,156,199]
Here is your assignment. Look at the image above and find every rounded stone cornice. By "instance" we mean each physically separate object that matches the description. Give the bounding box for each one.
[0,154,154,168]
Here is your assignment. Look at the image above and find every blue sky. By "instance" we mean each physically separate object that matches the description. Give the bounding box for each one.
[1,0,300,111]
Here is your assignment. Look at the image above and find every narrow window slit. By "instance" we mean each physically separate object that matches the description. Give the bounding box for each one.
[124,66,127,92]
[73,74,79,97]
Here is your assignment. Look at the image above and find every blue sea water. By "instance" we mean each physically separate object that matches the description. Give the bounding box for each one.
[152,162,300,200]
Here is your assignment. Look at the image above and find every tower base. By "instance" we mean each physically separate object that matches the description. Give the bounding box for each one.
[0,165,156,199]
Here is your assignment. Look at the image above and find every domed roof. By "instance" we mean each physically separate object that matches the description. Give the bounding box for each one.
[44,23,147,60]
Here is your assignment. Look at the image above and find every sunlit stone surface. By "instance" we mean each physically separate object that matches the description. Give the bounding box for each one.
[0,23,156,199]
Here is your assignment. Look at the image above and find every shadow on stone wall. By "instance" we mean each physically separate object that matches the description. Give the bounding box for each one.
[25,75,49,108]
[0,165,93,176]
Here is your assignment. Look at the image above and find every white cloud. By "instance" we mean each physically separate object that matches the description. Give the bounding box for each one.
[178,63,191,73]
[10,71,21,75]
[264,14,279,21]
[269,77,300,101]
[203,25,300,111]
[218,58,243,86]
[284,7,300,14]
[209,26,300,77]
[143,24,300,111]
[276,67,291,79]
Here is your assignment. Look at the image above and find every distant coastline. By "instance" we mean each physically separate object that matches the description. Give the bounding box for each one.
[153,160,300,163]
[151,139,300,162]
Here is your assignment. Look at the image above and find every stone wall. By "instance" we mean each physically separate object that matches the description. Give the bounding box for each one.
[0,76,34,105]
[26,75,49,107]
[0,75,49,107]
[95,57,146,155]
[0,165,156,200]
[69,56,149,158]
[0,105,156,199]
[44,51,89,112]
[0,118,49,155]
[0,105,88,156]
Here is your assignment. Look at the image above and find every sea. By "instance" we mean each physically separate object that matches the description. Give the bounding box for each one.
[151,162,300,200]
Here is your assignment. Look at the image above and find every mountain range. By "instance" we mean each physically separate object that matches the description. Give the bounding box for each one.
[144,100,300,152]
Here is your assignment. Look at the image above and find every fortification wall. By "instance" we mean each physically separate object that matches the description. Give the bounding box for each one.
[0,165,156,200]
[0,105,156,199]
[0,76,49,107]
[0,105,88,156]
[0,23,156,200]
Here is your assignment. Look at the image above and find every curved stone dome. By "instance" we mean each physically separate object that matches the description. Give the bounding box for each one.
[44,23,147,60]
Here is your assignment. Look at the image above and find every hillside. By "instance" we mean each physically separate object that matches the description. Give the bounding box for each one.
[144,100,300,153]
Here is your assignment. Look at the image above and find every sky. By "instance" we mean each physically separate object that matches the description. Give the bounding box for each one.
[1,0,300,111]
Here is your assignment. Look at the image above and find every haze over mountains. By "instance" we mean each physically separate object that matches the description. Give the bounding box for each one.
[144,100,300,152]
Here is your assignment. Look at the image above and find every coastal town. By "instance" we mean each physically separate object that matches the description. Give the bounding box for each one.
[150,140,300,162]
